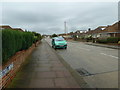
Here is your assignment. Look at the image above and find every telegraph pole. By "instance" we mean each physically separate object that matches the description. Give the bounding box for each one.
[64,21,67,34]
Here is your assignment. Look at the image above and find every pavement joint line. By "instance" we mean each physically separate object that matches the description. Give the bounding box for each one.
[100,53,118,59]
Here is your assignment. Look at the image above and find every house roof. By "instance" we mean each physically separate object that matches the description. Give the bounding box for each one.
[102,22,119,33]
[0,25,24,32]
[0,25,12,29]
[12,28,24,32]
[86,21,120,35]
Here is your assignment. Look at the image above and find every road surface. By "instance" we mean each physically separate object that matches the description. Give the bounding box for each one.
[45,38,118,88]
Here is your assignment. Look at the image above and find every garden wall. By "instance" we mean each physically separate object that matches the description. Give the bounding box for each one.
[0,41,40,89]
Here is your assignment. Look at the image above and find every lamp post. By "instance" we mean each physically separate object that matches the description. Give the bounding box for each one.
[64,21,67,35]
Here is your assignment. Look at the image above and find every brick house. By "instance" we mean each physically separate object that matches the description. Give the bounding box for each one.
[100,21,120,38]
[86,26,107,38]
[72,30,87,38]
[86,21,120,39]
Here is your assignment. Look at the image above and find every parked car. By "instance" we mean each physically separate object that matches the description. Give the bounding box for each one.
[52,37,67,49]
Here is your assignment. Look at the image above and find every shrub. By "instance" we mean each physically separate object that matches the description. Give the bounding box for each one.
[2,29,36,63]
[85,36,92,42]
[118,41,120,44]
[96,37,120,44]
[107,37,120,43]
[32,32,42,42]
[73,35,77,40]
[81,36,85,40]
[51,34,57,37]
[96,39,108,43]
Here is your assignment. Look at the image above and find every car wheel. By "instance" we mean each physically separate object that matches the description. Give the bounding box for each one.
[54,46,56,49]
[65,47,67,49]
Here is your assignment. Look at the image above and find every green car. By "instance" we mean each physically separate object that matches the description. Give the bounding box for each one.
[52,37,67,49]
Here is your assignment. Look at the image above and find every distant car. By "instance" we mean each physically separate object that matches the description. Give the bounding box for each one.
[52,37,67,49]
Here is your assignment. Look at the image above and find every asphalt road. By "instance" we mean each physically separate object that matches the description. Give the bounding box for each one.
[45,38,118,88]
[56,41,118,74]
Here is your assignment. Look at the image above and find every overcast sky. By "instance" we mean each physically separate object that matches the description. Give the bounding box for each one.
[1,2,118,35]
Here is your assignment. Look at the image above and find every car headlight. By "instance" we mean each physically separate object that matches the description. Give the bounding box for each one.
[64,42,67,44]
[55,43,59,45]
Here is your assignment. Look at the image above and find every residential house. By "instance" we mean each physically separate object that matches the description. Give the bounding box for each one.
[58,33,72,39]
[89,26,107,38]
[86,21,120,39]
[101,22,120,38]
[73,30,87,38]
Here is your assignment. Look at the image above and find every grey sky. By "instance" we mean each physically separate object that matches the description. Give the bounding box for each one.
[1,2,118,35]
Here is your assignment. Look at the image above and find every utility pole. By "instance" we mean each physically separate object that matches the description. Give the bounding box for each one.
[64,21,67,34]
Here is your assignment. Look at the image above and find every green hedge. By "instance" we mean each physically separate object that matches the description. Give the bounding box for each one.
[2,29,39,63]
[96,39,108,43]
[96,37,120,43]
[107,37,120,43]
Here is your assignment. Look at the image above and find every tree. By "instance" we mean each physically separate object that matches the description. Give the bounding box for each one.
[52,34,57,37]
[32,31,42,42]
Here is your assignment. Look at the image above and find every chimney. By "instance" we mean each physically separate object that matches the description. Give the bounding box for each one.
[88,28,91,31]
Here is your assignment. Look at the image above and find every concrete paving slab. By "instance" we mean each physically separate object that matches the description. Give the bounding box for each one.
[29,79,54,88]
[36,71,56,78]
[54,78,70,88]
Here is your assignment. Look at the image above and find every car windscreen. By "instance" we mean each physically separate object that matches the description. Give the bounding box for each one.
[55,38,64,41]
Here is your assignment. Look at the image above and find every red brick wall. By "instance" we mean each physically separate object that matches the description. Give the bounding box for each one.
[0,41,40,89]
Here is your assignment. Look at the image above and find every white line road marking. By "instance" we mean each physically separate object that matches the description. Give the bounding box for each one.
[100,53,118,59]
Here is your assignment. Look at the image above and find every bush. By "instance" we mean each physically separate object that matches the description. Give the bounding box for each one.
[96,37,120,44]
[96,39,108,43]
[87,36,92,40]
[2,29,36,63]
[73,35,77,40]
[107,37,120,43]
[32,32,42,43]
[118,41,120,44]
[51,34,57,37]
[81,36,85,40]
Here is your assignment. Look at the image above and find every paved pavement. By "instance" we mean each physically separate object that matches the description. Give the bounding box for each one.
[45,37,118,88]
[8,40,80,88]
